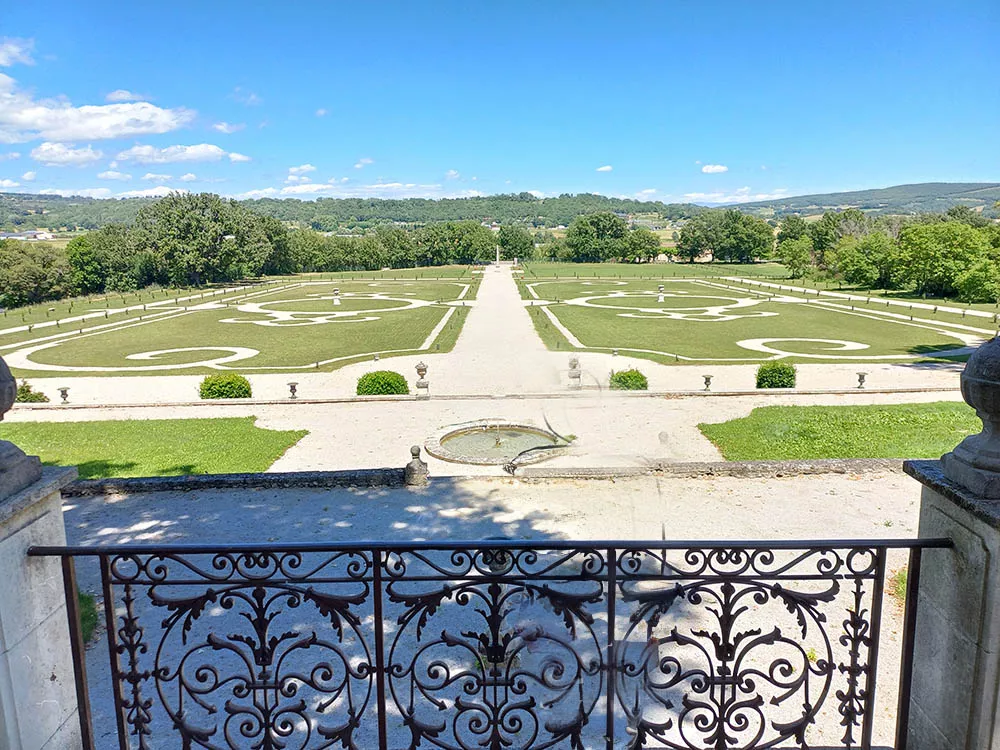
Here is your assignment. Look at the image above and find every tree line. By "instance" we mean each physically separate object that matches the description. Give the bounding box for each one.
[775,205,1000,303]
[0,190,703,232]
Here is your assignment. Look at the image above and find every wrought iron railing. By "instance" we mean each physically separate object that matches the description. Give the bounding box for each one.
[30,538,949,749]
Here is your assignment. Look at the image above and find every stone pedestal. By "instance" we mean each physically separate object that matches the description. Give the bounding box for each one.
[903,338,1000,748]
[0,467,80,750]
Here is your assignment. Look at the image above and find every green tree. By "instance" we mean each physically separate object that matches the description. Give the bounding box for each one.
[715,210,773,263]
[956,259,1000,303]
[778,236,813,278]
[497,225,534,261]
[808,212,841,266]
[565,212,628,262]
[897,221,991,296]
[65,234,106,294]
[776,215,808,244]
[0,240,72,307]
[677,212,724,262]
[945,205,990,228]
[624,227,661,263]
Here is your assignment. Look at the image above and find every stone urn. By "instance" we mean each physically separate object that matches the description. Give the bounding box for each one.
[942,337,1000,498]
[0,356,42,500]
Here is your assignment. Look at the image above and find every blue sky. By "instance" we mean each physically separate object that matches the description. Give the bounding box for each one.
[1,0,997,204]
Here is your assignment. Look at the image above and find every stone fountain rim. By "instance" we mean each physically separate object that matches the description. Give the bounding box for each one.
[424,418,568,466]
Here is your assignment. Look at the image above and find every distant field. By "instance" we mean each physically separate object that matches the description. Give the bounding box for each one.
[2,271,477,377]
[520,274,987,365]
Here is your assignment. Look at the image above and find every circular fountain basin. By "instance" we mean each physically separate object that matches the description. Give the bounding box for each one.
[425,420,565,466]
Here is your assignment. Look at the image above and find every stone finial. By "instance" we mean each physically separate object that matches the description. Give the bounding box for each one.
[0,355,43,500]
[942,337,1000,498]
[404,445,429,487]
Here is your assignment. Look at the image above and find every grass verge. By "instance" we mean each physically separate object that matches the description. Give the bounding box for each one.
[78,590,99,642]
[698,402,978,460]
[0,417,307,478]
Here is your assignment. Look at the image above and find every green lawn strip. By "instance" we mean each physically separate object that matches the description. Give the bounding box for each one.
[0,417,307,478]
[521,262,790,280]
[698,403,978,460]
[526,306,574,351]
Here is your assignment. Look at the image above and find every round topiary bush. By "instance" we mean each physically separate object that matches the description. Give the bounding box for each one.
[756,362,797,389]
[357,370,410,396]
[15,380,49,403]
[199,373,253,399]
[609,368,649,391]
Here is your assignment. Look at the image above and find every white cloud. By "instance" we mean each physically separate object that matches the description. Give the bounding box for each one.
[228,152,251,163]
[39,187,111,198]
[353,157,374,169]
[0,73,193,143]
[527,190,545,198]
[285,174,309,184]
[0,151,19,160]
[105,89,147,103]
[0,38,34,67]
[233,180,485,200]
[97,170,131,181]
[315,108,327,117]
[595,165,613,172]
[179,172,197,182]
[30,142,103,166]
[637,188,657,196]
[212,121,245,134]
[230,87,261,106]
[234,187,278,199]
[117,143,243,164]
[683,187,789,205]
[21,170,34,181]
[288,164,316,175]
[701,164,729,174]
[445,169,460,180]
[141,172,171,181]
[118,186,188,199]
[0,178,19,188]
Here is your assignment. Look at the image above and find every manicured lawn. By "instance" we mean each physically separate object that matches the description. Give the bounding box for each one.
[0,417,307,478]
[522,277,970,364]
[698,402,979,460]
[5,276,477,376]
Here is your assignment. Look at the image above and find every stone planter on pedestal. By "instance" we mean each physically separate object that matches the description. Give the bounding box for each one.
[568,357,582,390]
[415,362,429,400]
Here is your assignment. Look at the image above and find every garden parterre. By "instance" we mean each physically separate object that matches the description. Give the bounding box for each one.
[522,274,989,364]
[1,274,477,376]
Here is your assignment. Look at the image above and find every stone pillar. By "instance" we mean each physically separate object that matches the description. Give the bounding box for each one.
[904,337,1000,749]
[0,356,81,749]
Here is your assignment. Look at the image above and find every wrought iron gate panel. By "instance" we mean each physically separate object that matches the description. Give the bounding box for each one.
[30,538,948,750]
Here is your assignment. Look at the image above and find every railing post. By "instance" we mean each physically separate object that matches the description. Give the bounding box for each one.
[372,548,389,750]
[61,557,95,750]
[604,547,617,750]
[894,547,923,750]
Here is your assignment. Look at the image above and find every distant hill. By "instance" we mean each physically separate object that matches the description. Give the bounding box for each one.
[0,191,704,232]
[731,182,1000,217]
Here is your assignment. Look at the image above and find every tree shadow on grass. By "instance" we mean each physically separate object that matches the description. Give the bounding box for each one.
[44,459,139,480]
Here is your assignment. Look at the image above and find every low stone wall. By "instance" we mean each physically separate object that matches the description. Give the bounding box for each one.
[64,467,406,496]
[521,457,905,479]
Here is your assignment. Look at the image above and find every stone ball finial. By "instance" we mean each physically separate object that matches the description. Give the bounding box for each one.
[0,355,15,422]
[404,445,429,487]
[942,337,1000,497]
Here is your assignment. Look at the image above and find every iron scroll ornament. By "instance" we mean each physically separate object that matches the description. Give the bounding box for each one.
[52,540,908,749]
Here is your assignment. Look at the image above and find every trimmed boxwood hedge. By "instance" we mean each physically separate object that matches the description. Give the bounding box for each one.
[199,373,253,399]
[16,380,49,403]
[756,362,797,389]
[357,370,410,396]
[609,368,649,391]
